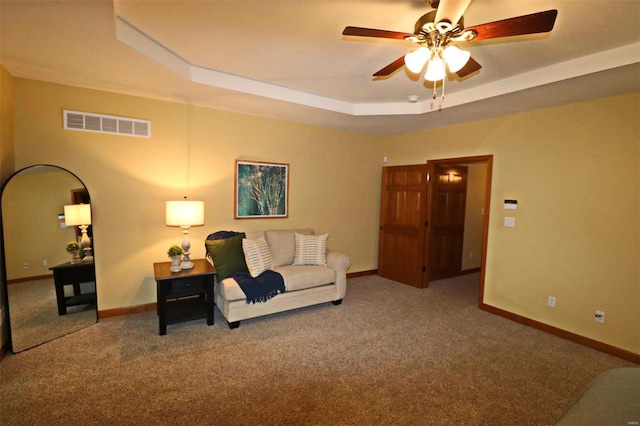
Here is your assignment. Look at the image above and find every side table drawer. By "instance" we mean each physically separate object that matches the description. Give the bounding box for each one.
[169,278,204,296]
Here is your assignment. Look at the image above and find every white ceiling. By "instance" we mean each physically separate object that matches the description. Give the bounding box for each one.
[1,0,639,136]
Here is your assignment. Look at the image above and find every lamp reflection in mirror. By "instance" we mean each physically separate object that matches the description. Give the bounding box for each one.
[64,203,93,261]
[166,200,204,269]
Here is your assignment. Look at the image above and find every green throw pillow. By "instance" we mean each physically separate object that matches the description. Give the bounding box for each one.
[205,233,248,281]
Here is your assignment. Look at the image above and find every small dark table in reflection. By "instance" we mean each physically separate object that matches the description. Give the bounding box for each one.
[49,260,96,315]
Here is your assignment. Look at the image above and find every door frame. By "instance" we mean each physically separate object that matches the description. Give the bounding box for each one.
[427,155,493,307]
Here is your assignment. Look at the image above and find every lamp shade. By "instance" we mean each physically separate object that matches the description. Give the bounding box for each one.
[64,204,91,226]
[424,57,445,82]
[404,47,430,74]
[443,45,471,73]
[166,200,204,226]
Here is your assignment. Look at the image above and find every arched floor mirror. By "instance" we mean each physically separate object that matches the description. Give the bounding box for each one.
[1,165,97,353]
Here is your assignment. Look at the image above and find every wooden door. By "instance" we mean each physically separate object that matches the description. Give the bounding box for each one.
[426,163,468,281]
[378,165,428,288]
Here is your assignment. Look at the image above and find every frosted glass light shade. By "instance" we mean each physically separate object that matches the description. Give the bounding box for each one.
[443,45,471,73]
[166,201,204,226]
[404,47,430,74]
[424,57,445,81]
[64,204,91,226]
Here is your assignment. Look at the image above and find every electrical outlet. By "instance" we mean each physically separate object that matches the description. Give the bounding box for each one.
[595,310,605,323]
[23,262,29,269]
[43,259,48,266]
[547,296,556,308]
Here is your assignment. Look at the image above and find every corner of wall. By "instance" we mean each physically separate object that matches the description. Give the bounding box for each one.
[0,64,16,354]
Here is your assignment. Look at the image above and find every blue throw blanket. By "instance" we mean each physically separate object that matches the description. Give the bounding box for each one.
[231,270,285,304]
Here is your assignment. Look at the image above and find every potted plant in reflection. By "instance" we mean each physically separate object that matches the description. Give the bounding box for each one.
[66,241,81,264]
[167,245,184,272]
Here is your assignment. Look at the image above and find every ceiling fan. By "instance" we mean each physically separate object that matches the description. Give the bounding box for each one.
[342,0,558,98]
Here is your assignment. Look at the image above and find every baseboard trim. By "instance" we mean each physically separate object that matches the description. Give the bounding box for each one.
[347,269,377,278]
[99,271,379,319]
[460,267,481,275]
[480,303,640,364]
[8,274,52,284]
[98,302,156,320]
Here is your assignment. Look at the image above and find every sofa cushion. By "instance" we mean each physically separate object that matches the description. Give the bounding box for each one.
[293,233,328,266]
[218,277,248,301]
[273,264,335,292]
[242,236,273,277]
[265,229,314,267]
[205,233,248,281]
[219,264,336,301]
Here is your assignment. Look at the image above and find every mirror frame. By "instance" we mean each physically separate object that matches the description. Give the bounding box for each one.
[0,164,98,353]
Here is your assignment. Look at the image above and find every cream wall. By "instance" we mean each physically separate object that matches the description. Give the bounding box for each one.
[0,65,16,349]
[1,65,15,182]
[461,162,486,271]
[383,93,640,354]
[12,78,383,312]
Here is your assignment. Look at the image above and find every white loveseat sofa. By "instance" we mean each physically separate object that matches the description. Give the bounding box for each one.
[206,229,350,328]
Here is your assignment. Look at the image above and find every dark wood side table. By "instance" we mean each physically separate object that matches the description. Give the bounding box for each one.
[49,260,97,315]
[153,258,216,335]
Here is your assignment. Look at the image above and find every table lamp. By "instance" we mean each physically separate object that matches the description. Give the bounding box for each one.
[166,199,204,269]
[64,203,93,261]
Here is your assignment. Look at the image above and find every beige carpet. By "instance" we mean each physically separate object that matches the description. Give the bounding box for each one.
[0,273,634,425]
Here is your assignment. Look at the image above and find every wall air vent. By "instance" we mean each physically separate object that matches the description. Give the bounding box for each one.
[63,110,151,138]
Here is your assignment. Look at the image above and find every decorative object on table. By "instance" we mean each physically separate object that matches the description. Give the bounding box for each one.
[235,160,289,219]
[166,198,204,269]
[65,241,82,264]
[64,203,93,261]
[167,244,184,272]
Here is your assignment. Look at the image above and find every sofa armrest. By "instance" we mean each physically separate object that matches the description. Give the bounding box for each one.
[327,250,350,300]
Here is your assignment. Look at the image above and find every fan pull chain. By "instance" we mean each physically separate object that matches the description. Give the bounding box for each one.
[441,76,446,102]
[432,80,437,99]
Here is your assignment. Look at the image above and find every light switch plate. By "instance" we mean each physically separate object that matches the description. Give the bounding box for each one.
[504,217,516,227]
[504,199,518,210]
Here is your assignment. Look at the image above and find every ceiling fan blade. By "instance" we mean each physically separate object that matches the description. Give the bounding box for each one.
[456,56,481,77]
[435,0,473,26]
[373,56,406,77]
[342,26,413,40]
[464,10,558,41]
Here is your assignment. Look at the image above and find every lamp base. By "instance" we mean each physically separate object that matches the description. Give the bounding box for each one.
[180,260,194,270]
[82,247,94,262]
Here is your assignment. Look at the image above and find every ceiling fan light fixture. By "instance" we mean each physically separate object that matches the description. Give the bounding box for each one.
[405,47,430,73]
[424,56,445,82]
[443,45,471,73]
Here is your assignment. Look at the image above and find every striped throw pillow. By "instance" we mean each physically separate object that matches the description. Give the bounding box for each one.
[293,233,328,266]
[242,236,273,277]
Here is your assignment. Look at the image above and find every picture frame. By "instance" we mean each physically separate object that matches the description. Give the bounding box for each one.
[235,160,289,219]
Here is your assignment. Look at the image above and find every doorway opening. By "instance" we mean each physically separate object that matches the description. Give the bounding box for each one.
[378,155,492,307]
[428,155,492,307]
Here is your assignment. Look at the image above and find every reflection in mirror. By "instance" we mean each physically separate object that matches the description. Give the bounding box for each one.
[1,165,97,352]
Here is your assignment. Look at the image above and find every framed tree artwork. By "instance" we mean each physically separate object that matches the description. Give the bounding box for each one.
[235,160,289,219]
